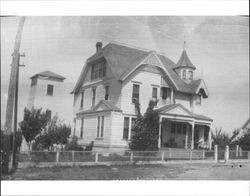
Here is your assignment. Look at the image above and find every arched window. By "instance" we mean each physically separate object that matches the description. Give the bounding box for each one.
[182,70,186,79]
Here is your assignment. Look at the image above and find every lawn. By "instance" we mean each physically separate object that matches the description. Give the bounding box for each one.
[2,162,250,180]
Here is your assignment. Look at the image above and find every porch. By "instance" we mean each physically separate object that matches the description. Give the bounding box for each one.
[158,119,211,150]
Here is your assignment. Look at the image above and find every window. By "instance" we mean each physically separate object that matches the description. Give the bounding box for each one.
[182,70,186,79]
[80,118,84,138]
[131,118,137,139]
[152,87,158,100]
[161,87,168,100]
[189,71,193,80]
[91,62,106,80]
[123,117,129,140]
[47,84,53,96]
[97,116,104,138]
[105,86,109,100]
[46,110,51,119]
[97,116,100,138]
[92,88,96,107]
[101,116,104,138]
[196,95,202,105]
[80,91,84,109]
[132,84,140,103]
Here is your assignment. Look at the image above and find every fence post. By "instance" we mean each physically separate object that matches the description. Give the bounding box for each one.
[239,147,242,157]
[202,150,205,160]
[190,150,193,160]
[214,145,218,162]
[225,145,229,163]
[130,152,133,163]
[236,145,239,157]
[56,151,59,163]
[169,148,172,159]
[161,152,165,162]
[95,152,98,163]
[72,151,75,162]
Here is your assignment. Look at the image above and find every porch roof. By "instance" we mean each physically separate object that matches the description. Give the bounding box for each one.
[76,100,122,116]
[157,104,213,122]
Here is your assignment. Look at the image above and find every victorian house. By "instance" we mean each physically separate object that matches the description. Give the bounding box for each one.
[71,41,213,151]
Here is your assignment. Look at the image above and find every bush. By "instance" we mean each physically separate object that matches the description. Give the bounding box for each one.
[65,136,84,151]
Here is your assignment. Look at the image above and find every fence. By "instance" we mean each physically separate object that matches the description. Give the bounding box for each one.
[17,148,217,165]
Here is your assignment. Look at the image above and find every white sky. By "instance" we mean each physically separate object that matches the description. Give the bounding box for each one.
[1,16,249,134]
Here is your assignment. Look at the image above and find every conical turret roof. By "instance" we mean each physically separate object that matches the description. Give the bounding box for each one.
[174,49,196,70]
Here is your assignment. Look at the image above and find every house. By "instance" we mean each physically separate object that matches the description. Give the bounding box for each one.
[71,41,213,151]
[27,70,73,125]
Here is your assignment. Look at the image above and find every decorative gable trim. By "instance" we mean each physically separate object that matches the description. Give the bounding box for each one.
[121,51,179,90]
[196,80,209,98]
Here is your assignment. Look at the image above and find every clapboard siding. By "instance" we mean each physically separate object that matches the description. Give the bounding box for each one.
[110,112,128,147]
[121,71,162,115]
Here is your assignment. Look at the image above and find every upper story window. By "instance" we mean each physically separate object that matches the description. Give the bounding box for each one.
[182,70,186,79]
[105,86,109,100]
[132,84,140,103]
[152,87,158,100]
[90,62,106,80]
[47,84,54,96]
[80,91,84,109]
[92,88,96,107]
[161,87,168,100]
[189,71,193,80]
[196,94,202,105]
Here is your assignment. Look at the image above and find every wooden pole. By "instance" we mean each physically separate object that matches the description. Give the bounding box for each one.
[3,16,25,173]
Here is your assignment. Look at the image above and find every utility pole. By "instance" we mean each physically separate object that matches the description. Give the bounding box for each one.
[2,16,26,173]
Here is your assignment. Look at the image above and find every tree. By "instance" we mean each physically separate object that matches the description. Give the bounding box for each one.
[129,100,159,151]
[20,107,50,150]
[33,115,71,150]
[212,128,240,148]
[237,129,250,150]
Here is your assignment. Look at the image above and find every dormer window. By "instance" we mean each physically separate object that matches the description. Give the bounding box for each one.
[90,62,106,80]
[189,71,193,80]
[182,70,186,79]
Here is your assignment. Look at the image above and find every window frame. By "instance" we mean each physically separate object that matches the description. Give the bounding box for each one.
[132,84,140,103]
[104,86,109,100]
[80,118,84,138]
[92,88,96,107]
[123,117,130,140]
[152,87,158,100]
[182,70,186,79]
[90,62,107,81]
[47,84,54,96]
[97,116,104,138]
[189,70,193,80]
[80,91,84,109]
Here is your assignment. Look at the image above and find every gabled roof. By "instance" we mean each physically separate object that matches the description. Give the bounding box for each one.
[31,71,66,81]
[173,49,196,70]
[72,42,206,96]
[157,104,213,122]
[242,118,250,129]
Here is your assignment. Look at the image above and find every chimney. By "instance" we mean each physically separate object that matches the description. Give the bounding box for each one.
[96,42,103,53]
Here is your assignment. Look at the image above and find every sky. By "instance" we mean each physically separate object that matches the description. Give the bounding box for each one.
[1,16,249,134]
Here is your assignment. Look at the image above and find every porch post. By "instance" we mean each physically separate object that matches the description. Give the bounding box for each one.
[185,123,188,149]
[158,117,162,148]
[208,126,212,150]
[191,121,195,150]
[170,89,174,104]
